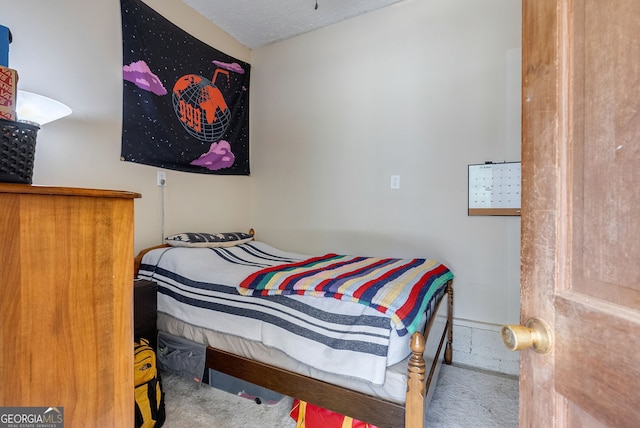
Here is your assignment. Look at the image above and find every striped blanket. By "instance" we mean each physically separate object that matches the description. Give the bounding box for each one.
[238,254,454,336]
[138,242,401,385]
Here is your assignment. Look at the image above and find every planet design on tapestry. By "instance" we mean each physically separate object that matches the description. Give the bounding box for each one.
[172,69,232,143]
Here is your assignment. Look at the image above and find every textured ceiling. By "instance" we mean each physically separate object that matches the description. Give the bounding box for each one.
[183,0,406,49]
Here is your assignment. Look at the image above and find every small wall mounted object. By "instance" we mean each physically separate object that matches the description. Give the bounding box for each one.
[468,161,521,216]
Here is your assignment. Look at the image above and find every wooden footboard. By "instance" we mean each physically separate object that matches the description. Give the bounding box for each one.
[406,280,454,427]
[205,279,453,428]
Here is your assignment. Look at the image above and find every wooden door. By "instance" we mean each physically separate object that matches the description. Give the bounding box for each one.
[520,0,640,426]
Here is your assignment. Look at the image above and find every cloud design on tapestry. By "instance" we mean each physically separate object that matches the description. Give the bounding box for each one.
[212,60,245,74]
[123,60,168,95]
[190,140,235,170]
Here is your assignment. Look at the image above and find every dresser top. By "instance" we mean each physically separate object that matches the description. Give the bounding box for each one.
[0,183,141,199]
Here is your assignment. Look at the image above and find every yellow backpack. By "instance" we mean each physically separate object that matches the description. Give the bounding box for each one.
[134,338,165,428]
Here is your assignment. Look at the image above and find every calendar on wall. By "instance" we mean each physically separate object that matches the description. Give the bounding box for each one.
[468,162,521,216]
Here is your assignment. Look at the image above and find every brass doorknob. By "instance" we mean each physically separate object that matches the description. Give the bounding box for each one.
[501,318,552,354]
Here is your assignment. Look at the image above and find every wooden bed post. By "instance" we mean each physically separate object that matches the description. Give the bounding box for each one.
[405,332,426,428]
[406,279,454,427]
[445,281,454,364]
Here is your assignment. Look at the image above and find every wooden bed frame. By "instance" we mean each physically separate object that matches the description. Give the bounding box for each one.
[134,240,453,428]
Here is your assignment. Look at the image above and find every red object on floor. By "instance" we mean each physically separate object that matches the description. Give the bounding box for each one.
[289,398,379,428]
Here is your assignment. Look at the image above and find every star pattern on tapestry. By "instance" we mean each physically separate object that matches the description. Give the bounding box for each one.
[120,0,250,175]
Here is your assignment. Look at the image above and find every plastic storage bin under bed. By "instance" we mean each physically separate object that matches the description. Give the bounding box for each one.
[157,331,285,405]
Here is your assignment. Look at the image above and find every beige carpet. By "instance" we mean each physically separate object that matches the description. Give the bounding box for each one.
[159,364,518,427]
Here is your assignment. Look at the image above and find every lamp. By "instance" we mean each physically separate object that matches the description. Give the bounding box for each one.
[16,90,72,126]
[0,90,72,184]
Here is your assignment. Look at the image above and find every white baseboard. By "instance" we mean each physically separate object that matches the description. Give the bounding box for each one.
[450,319,519,377]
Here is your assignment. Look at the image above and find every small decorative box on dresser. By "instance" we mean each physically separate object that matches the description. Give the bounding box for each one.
[134,279,158,350]
[0,184,140,427]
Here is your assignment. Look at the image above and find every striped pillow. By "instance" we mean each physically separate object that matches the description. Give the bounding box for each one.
[165,232,253,248]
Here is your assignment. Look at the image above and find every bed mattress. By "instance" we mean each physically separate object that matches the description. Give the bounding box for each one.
[139,241,450,385]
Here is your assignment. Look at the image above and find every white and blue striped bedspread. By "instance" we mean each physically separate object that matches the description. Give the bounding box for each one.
[138,241,445,385]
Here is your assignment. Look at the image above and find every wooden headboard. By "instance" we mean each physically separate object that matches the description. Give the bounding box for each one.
[133,228,255,278]
[133,244,168,278]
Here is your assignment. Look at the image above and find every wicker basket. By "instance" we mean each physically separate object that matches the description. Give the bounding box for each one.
[0,119,40,184]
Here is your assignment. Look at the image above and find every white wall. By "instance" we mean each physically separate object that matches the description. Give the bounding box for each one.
[250,0,521,372]
[2,0,521,374]
[1,0,252,252]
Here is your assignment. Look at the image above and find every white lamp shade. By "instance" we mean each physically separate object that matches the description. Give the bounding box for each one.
[16,90,72,126]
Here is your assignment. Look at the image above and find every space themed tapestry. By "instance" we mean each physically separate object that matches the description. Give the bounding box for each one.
[120,0,250,175]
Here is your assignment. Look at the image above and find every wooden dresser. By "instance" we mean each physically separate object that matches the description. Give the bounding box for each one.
[0,184,140,427]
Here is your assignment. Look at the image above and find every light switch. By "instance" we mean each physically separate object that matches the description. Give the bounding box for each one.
[390,175,400,190]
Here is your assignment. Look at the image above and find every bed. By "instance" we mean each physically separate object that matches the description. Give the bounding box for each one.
[134,231,454,428]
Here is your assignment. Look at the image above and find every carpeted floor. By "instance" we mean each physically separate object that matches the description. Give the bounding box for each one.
[159,364,519,427]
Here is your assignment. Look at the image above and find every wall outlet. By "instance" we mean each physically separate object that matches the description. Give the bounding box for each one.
[157,171,166,186]
[390,175,400,190]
